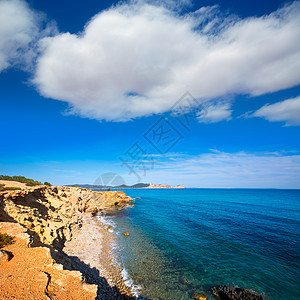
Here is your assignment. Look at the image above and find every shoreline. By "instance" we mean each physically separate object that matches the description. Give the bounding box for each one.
[63,213,137,299]
[0,185,136,299]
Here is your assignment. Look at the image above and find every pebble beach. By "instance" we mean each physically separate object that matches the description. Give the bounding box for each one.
[63,214,136,299]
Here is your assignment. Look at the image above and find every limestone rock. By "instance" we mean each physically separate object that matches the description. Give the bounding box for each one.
[0,222,97,299]
[193,292,208,300]
[211,285,265,300]
[0,187,134,298]
[0,186,133,249]
[0,249,13,263]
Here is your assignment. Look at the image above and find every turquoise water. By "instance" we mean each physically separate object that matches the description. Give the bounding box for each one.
[102,189,300,300]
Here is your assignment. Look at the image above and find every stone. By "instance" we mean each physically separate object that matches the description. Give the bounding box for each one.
[0,250,13,263]
[193,292,208,300]
[107,225,115,230]
[123,232,130,236]
[211,285,265,300]
[180,278,189,285]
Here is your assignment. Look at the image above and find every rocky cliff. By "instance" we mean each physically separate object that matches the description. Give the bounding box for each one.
[0,186,133,250]
[0,222,98,299]
[0,186,134,300]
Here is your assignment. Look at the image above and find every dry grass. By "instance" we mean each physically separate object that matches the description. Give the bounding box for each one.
[0,180,27,189]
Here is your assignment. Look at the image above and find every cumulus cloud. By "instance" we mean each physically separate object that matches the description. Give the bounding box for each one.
[33,1,300,122]
[253,96,300,126]
[0,0,56,72]
[144,150,300,188]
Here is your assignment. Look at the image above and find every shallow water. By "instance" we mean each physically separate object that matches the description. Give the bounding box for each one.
[100,189,300,300]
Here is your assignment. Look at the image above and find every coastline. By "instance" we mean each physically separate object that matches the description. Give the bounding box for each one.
[63,213,136,299]
[0,184,136,299]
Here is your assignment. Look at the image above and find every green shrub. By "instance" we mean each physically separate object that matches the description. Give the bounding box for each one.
[0,233,13,248]
[0,175,42,186]
[5,187,21,191]
[0,186,22,191]
[44,182,52,186]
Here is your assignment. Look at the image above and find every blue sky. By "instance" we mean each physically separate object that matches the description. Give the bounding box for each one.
[0,0,300,188]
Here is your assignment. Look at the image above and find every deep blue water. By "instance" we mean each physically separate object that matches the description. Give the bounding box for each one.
[102,189,300,300]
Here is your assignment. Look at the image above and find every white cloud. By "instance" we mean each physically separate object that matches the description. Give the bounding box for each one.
[197,100,232,123]
[143,150,300,188]
[0,0,56,72]
[32,1,300,122]
[253,96,300,126]
[138,0,192,10]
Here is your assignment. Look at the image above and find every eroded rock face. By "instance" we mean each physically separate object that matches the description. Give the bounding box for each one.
[0,186,133,250]
[0,222,97,300]
[211,285,266,300]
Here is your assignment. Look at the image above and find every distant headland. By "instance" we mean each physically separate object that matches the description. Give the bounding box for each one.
[146,183,185,189]
[68,183,185,189]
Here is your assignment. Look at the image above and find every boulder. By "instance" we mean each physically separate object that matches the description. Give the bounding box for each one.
[0,250,13,263]
[123,232,130,236]
[211,285,265,300]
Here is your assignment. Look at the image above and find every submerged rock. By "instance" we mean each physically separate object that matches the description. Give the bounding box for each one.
[211,285,265,300]
[180,278,189,285]
[193,292,208,300]
[123,232,130,236]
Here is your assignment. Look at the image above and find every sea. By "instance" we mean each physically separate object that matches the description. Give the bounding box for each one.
[98,188,300,300]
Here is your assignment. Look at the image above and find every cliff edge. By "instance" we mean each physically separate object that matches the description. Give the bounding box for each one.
[0,186,134,299]
[0,186,133,249]
[0,222,98,299]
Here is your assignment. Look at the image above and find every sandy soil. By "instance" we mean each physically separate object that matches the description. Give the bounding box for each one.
[0,180,28,189]
[63,214,134,300]
[0,222,97,300]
